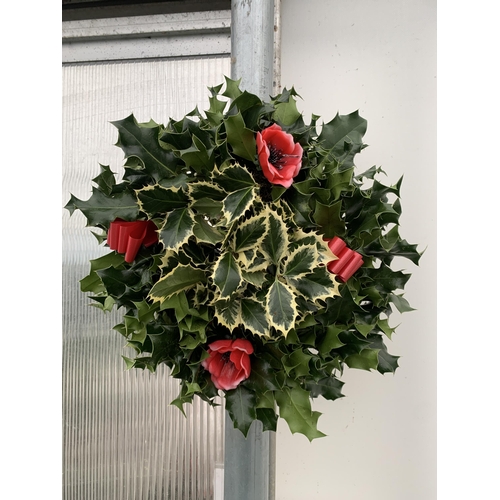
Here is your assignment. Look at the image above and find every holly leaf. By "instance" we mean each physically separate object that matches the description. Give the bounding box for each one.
[136,185,188,216]
[65,187,139,227]
[240,298,269,336]
[158,207,195,250]
[266,279,297,336]
[213,252,242,298]
[192,215,224,244]
[149,264,206,303]
[261,208,289,265]
[305,376,344,401]
[92,164,116,195]
[224,112,257,161]
[275,386,326,441]
[223,187,256,223]
[233,214,268,253]
[225,385,257,437]
[317,111,367,169]
[112,114,178,180]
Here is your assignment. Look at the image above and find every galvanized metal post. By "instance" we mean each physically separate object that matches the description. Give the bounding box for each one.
[224,1,277,500]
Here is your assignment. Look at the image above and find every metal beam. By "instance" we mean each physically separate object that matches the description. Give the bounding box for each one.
[224,2,277,499]
[230,0,275,98]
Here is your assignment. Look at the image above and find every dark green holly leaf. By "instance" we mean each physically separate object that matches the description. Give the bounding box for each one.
[273,98,301,126]
[136,185,188,216]
[367,334,400,374]
[92,164,116,195]
[313,200,345,238]
[224,112,257,161]
[225,385,257,437]
[345,348,379,371]
[255,408,278,432]
[318,325,346,354]
[363,264,411,293]
[275,386,326,441]
[305,376,344,401]
[222,76,243,100]
[112,114,178,180]
[317,111,367,168]
[244,356,281,393]
[179,134,215,173]
[389,293,416,313]
[282,349,312,378]
[97,266,140,297]
[65,187,139,227]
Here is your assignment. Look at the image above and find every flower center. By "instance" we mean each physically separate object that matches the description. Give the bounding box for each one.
[268,145,301,170]
[268,145,284,169]
[221,352,231,362]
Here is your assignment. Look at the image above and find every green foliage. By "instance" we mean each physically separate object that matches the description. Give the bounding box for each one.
[65,78,421,441]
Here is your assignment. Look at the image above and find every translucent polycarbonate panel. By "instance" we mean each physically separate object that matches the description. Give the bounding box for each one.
[62,56,230,500]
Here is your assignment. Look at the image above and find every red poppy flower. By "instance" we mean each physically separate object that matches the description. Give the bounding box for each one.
[256,124,303,188]
[202,339,254,391]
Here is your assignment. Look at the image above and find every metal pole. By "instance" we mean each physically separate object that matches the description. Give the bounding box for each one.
[224,1,277,499]
[230,0,275,97]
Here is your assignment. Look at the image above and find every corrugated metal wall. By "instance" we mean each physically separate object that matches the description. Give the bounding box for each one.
[62,56,230,499]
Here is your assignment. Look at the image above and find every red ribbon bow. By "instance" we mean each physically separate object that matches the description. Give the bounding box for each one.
[107,219,158,263]
[326,236,364,282]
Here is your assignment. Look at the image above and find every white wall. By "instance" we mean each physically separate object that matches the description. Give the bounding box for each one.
[276,1,436,499]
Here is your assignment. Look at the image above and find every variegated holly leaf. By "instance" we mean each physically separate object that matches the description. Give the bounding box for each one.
[266,279,297,336]
[289,267,340,304]
[222,187,256,223]
[282,244,318,278]
[159,207,195,250]
[233,213,268,253]
[149,264,206,303]
[261,208,289,265]
[215,164,256,192]
[213,296,241,331]
[192,215,224,244]
[240,298,269,336]
[213,252,242,298]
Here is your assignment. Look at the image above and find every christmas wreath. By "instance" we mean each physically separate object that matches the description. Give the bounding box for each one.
[65,77,421,440]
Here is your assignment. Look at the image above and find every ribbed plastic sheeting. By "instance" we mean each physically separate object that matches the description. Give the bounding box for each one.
[62,57,230,500]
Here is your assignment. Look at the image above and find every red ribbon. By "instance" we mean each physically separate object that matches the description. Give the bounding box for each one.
[107,219,158,263]
[326,236,364,282]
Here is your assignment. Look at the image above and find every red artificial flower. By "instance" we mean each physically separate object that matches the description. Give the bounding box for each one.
[326,236,364,282]
[107,218,158,263]
[202,339,254,391]
[256,124,303,188]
